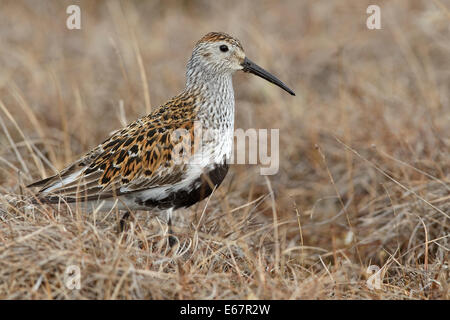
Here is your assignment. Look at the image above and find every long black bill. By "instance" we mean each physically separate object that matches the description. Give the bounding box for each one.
[241,57,295,96]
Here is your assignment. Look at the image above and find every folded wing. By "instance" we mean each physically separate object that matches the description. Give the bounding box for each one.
[29,102,198,204]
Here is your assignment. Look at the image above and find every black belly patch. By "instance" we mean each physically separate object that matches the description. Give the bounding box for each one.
[136,163,229,210]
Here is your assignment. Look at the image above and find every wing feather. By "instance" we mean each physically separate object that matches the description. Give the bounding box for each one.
[28,91,200,204]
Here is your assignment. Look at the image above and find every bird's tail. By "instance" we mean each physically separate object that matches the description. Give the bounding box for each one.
[26,175,55,189]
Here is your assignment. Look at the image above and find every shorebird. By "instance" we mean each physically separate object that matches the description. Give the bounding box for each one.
[28,32,295,243]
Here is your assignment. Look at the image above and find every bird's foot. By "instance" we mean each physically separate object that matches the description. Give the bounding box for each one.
[167,217,177,247]
[119,211,131,232]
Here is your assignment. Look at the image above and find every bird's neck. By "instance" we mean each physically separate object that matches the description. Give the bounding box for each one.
[185,67,234,98]
[185,68,235,128]
[184,67,235,163]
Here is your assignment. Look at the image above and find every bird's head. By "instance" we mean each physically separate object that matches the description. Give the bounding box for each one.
[187,32,295,96]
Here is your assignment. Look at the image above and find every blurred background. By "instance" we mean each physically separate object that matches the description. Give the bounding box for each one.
[0,0,448,299]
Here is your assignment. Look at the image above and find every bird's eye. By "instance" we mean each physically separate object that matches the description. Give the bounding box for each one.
[219,45,229,52]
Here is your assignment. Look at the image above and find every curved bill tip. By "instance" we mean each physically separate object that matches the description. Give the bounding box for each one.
[241,57,295,96]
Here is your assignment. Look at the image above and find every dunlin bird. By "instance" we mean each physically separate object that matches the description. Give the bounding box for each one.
[28,32,295,242]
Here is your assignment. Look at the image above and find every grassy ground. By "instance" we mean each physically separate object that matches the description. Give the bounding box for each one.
[0,0,448,299]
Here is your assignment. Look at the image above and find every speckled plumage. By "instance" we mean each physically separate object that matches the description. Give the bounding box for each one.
[28,32,294,217]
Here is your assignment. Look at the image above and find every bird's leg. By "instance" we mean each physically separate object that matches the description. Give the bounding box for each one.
[119,211,131,232]
[166,208,176,247]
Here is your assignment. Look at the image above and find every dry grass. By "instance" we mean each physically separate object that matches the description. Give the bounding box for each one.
[0,0,449,299]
